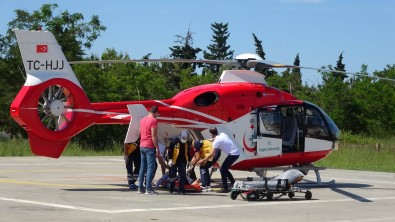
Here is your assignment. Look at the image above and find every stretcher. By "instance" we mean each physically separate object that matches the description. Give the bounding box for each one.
[230,169,312,201]
[156,172,202,192]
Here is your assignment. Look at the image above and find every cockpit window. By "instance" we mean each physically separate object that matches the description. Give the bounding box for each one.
[194,91,219,107]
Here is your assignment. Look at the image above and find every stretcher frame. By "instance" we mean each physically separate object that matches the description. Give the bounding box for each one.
[230,178,312,201]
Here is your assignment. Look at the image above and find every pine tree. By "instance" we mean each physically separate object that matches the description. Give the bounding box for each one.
[252,33,272,76]
[169,27,201,72]
[290,53,302,94]
[203,22,234,74]
[252,33,265,59]
[334,52,347,80]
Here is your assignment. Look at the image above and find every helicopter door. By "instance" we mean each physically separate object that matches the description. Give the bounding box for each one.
[280,106,305,153]
[303,102,338,152]
[254,107,282,157]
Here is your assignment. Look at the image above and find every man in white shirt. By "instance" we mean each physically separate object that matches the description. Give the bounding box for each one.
[198,127,240,193]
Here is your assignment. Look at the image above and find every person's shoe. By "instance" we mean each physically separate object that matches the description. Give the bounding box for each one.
[129,184,138,190]
[145,190,159,195]
[202,186,212,192]
[137,189,145,194]
[216,188,229,193]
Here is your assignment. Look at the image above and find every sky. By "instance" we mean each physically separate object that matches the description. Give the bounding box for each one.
[1,0,395,85]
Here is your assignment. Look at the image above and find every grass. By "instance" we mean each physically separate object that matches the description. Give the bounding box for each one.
[315,143,395,172]
[0,138,122,157]
[315,132,395,173]
[1,134,394,173]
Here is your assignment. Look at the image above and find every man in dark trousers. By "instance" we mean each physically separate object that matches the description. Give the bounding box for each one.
[124,138,140,190]
[167,130,190,195]
[198,127,240,193]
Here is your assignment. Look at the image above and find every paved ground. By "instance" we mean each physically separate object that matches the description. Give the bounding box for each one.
[0,156,394,222]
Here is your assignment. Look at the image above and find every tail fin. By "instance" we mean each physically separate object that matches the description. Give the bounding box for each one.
[124,104,148,144]
[10,30,95,158]
[14,30,82,87]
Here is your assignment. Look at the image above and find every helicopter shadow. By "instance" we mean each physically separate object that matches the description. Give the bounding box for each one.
[298,179,374,202]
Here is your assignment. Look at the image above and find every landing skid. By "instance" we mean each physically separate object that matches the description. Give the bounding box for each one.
[252,166,335,187]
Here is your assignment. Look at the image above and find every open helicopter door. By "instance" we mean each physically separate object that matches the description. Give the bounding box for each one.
[254,102,339,155]
[280,105,305,153]
[254,105,307,157]
[253,107,283,157]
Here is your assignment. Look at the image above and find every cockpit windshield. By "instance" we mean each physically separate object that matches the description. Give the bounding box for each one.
[304,101,340,140]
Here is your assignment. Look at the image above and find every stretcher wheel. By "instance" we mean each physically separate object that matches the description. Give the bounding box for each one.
[246,191,258,201]
[230,191,238,200]
[288,192,295,198]
[305,190,312,200]
[266,193,273,200]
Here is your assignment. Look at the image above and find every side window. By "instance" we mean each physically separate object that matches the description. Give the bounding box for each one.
[194,92,219,107]
[305,108,329,138]
[258,108,281,136]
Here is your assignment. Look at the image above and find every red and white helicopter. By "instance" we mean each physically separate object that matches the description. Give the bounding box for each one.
[12,30,356,185]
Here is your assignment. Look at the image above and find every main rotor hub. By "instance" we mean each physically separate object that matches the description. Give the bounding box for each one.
[235,53,263,61]
[234,53,263,69]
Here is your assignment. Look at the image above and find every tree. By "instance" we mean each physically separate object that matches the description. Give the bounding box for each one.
[169,27,201,72]
[289,53,302,95]
[203,22,234,75]
[333,52,347,81]
[252,33,273,76]
[252,33,265,60]
[4,3,106,61]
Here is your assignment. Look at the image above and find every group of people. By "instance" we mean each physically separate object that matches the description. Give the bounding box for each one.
[124,106,241,195]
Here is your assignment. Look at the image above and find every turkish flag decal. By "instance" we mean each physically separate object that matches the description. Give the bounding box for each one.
[36,44,48,53]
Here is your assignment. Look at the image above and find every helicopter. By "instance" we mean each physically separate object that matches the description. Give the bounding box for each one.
[12,29,384,186]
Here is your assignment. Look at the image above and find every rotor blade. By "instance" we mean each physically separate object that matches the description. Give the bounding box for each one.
[299,66,395,82]
[247,60,297,69]
[69,59,241,67]
[248,59,395,82]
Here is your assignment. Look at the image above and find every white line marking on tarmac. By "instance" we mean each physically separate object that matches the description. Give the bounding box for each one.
[1,196,395,214]
[0,161,122,166]
[329,216,395,222]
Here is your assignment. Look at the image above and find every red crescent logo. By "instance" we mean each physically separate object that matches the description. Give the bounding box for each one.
[243,133,256,153]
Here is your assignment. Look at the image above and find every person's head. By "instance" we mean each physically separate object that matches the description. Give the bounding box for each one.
[192,140,203,150]
[209,127,218,138]
[179,130,189,143]
[149,106,158,118]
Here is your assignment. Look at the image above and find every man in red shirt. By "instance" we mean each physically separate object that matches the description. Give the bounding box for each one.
[138,106,159,195]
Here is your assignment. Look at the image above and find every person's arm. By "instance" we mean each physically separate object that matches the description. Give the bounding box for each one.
[190,152,201,167]
[123,144,129,155]
[123,144,129,163]
[167,141,175,167]
[197,148,215,166]
[151,126,159,155]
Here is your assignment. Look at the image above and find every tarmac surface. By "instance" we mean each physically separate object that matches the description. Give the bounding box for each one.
[1,156,395,222]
